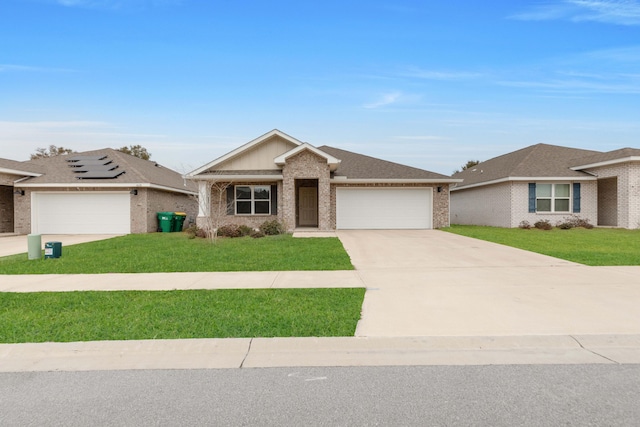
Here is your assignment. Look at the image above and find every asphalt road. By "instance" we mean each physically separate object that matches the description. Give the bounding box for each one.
[2,365,639,426]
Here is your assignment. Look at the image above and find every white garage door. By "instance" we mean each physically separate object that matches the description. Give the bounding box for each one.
[32,192,131,234]
[336,188,432,229]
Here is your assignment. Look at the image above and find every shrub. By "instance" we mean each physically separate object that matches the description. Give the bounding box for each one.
[519,220,531,229]
[534,219,553,230]
[184,224,199,239]
[260,220,285,236]
[216,224,241,238]
[238,225,254,237]
[565,215,594,229]
[250,230,265,238]
[557,221,573,230]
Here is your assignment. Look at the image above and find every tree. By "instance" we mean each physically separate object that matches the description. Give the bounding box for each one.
[30,145,75,159]
[453,160,480,174]
[118,145,151,160]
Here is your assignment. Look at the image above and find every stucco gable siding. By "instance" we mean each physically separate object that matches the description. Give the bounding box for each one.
[214,135,297,172]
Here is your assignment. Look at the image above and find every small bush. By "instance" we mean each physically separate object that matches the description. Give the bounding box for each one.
[216,224,241,238]
[565,215,594,229]
[238,225,254,237]
[534,219,553,230]
[250,230,265,238]
[260,220,285,236]
[196,228,210,238]
[519,220,531,229]
[184,224,199,239]
[557,221,573,230]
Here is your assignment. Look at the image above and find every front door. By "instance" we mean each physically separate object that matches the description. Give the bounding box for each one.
[298,187,318,227]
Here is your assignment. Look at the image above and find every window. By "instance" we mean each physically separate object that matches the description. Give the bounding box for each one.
[235,185,271,215]
[536,183,570,212]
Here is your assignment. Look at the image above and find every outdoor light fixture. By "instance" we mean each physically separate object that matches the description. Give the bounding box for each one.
[130,189,138,195]
[14,189,25,196]
[437,186,443,193]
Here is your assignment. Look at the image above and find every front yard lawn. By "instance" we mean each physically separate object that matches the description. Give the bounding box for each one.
[0,288,365,343]
[0,233,354,274]
[444,225,640,266]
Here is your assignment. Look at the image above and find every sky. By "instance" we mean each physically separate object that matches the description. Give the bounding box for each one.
[1,0,639,175]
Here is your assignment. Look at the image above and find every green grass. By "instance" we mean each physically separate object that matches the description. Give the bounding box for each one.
[444,224,640,266]
[0,233,354,274]
[0,288,365,343]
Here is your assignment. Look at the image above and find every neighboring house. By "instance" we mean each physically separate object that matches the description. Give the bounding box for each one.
[2,148,197,235]
[186,129,459,231]
[450,143,640,229]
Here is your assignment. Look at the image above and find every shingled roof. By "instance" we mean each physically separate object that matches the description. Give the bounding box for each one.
[0,157,44,176]
[18,148,196,193]
[318,145,453,181]
[452,144,601,189]
[571,147,640,169]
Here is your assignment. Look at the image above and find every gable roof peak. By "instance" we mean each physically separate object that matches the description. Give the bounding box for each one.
[186,129,304,177]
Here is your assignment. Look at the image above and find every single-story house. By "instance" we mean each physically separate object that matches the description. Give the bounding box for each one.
[186,129,460,231]
[1,148,198,234]
[450,143,640,229]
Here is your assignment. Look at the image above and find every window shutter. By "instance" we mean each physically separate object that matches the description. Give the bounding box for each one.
[271,184,278,215]
[573,183,581,213]
[528,183,536,213]
[226,187,234,215]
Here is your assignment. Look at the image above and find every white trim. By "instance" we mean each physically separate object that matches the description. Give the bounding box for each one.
[451,176,596,191]
[331,178,461,184]
[185,129,304,177]
[0,167,41,177]
[17,182,197,196]
[189,174,283,182]
[274,143,341,171]
[571,156,640,170]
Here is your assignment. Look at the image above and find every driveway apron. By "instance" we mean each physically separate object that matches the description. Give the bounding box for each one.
[336,230,640,338]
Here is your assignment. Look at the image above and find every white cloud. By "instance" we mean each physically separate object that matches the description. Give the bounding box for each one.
[53,0,182,10]
[393,135,451,141]
[363,92,403,109]
[510,0,640,25]
[401,68,482,80]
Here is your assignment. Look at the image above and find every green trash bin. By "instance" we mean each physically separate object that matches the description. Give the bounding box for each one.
[173,212,187,232]
[157,212,175,233]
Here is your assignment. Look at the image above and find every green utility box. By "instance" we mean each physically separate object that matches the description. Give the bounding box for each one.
[173,212,187,232]
[157,212,175,232]
[44,241,62,259]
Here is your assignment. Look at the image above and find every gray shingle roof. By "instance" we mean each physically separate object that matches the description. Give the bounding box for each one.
[571,147,640,168]
[19,148,196,193]
[318,146,452,180]
[0,158,44,175]
[452,144,601,189]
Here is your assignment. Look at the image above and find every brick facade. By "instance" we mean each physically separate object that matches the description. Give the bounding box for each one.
[586,162,640,229]
[0,186,14,233]
[282,150,331,231]
[12,187,198,235]
[451,180,598,228]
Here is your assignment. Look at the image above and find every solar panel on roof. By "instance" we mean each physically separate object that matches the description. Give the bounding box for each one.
[67,155,124,179]
[72,165,119,172]
[69,159,113,166]
[76,170,125,179]
[67,155,108,162]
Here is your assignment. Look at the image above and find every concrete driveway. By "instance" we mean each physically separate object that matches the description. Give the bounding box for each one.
[337,230,640,338]
[0,234,122,258]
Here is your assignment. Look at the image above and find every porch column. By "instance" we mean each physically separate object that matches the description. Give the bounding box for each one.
[197,181,211,223]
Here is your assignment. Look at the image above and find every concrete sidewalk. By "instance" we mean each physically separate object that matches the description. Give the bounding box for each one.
[2,335,640,372]
[2,229,640,371]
